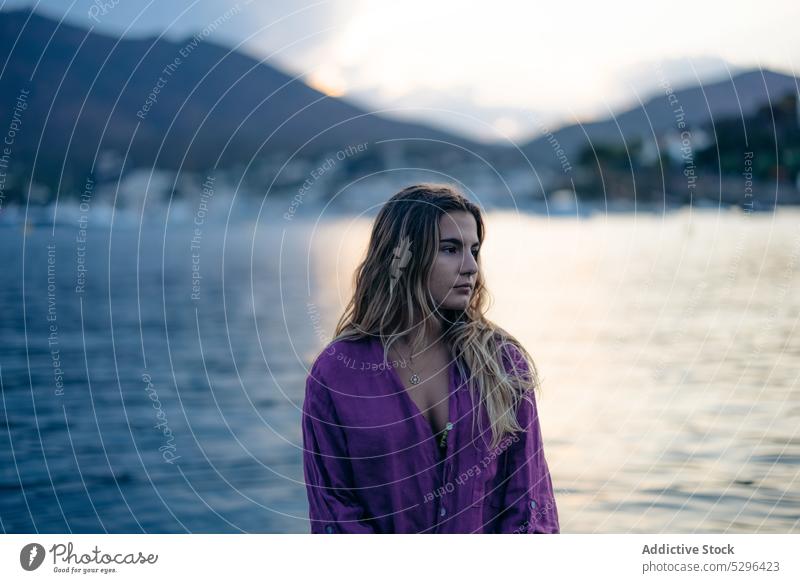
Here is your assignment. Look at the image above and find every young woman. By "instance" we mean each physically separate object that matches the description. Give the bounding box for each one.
[302,183,559,533]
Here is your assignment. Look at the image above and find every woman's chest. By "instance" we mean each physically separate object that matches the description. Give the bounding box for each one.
[332,373,497,471]
[398,368,451,437]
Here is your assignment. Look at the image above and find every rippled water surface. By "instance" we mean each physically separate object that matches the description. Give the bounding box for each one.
[1,205,798,532]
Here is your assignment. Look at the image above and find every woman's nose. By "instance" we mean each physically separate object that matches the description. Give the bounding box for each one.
[461,251,478,274]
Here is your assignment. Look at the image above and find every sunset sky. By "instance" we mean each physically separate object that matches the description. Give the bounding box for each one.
[7,0,800,141]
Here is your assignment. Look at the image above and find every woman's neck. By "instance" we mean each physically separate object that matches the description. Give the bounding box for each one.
[396,319,445,357]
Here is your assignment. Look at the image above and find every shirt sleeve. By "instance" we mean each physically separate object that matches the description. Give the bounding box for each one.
[302,361,376,534]
[490,344,560,534]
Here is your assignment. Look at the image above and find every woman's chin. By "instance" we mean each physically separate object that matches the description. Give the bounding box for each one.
[441,297,470,311]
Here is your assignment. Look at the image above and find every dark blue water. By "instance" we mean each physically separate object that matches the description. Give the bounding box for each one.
[2,202,799,533]
[0,202,318,533]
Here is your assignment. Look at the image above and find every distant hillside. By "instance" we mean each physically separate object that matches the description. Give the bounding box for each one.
[523,69,800,164]
[0,8,483,178]
[2,8,798,209]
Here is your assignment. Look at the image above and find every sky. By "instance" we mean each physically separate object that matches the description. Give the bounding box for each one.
[4,0,800,142]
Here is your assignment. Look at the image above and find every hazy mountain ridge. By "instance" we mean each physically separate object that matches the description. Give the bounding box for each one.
[522,69,800,164]
[1,8,798,211]
[0,9,484,175]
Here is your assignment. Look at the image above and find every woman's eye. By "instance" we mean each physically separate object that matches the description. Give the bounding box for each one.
[441,246,478,256]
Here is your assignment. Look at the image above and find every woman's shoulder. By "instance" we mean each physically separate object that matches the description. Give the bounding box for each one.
[305,336,382,404]
[491,331,528,370]
[308,335,378,377]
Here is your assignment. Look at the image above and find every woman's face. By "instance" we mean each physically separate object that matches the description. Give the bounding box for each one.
[428,210,480,310]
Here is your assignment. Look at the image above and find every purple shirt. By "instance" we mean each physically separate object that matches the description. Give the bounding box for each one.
[301,335,560,533]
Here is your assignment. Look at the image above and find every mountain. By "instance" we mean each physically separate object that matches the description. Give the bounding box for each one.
[2,7,797,208]
[522,69,800,164]
[0,8,484,178]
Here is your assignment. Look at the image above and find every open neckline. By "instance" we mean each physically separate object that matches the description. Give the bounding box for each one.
[380,340,457,446]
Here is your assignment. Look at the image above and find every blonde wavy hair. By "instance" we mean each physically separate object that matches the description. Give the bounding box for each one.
[332,183,543,449]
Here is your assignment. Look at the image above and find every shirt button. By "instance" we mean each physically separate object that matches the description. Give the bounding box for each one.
[530,500,537,509]
[440,506,447,517]
[325,524,334,533]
